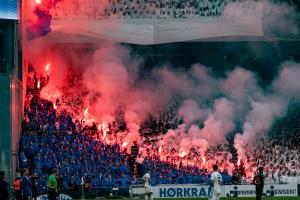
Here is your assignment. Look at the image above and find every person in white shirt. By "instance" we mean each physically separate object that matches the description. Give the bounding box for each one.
[142,170,153,200]
[280,171,288,184]
[209,165,222,200]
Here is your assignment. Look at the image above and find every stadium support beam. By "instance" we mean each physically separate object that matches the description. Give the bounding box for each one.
[0,19,21,187]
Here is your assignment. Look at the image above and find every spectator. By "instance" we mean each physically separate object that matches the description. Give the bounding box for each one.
[0,170,9,200]
[231,170,240,185]
[30,172,39,200]
[47,168,59,200]
[21,168,32,200]
[14,174,22,200]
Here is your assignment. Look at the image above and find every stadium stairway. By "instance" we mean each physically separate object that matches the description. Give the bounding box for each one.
[228,138,238,164]
[133,163,139,177]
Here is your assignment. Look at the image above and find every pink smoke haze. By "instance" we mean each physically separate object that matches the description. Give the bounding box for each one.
[26,41,300,169]
[23,0,300,173]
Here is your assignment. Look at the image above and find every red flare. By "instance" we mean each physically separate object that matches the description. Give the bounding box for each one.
[45,63,51,71]
[101,122,108,139]
[179,152,186,158]
[122,142,128,147]
[84,108,88,116]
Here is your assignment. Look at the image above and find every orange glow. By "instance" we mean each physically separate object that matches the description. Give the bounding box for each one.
[35,0,41,5]
[159,146,162,154]
[84,108,89,116]
[179,151,186,158]
[103,131,107,140]
[202,158,206,165]
[45,63,51,71]
[101,122,108,139]
[122,142,128,147]
[53,103,57,110]
[37,81,40,89]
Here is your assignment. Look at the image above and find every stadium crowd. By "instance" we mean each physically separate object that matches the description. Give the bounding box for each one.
[50,0,263,20]
[240,133,300,185]
[16,66,300,198]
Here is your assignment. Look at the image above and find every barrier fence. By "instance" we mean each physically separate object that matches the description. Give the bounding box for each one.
[131,183,300,198]
[35,183,300,199]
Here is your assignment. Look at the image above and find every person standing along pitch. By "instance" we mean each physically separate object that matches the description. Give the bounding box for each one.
[209,165,222,200]
[142,169,153,200]
[0,171,9,200]
[253,167,264,200]
[47,168,59,200]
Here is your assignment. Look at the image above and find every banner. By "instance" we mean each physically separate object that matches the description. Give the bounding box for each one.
[222,184,297,197]
[154,185,211,198]
[39,17,263,44]
[132,184,298,198]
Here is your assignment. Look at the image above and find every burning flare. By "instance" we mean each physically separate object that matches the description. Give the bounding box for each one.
[179,151,186,158]
[101,122,108,139]
[122,142,129,147]
[84,108,89,116]
[45,63,51,71]
[202,158,206,165]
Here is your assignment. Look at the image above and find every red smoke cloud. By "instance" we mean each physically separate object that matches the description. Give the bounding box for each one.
[23,0,300,169]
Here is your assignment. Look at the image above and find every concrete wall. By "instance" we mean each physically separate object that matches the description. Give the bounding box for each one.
[0,19,21,187]
[0,75,12,184]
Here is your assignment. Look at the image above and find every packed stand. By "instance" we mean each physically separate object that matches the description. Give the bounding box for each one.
[21,67,235,193]
[138,141,234,185]
[51,0,261,20]
[49,0,300,20]
[238,132,300,185]
[140,98,182,135]
[19,65,300,199]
